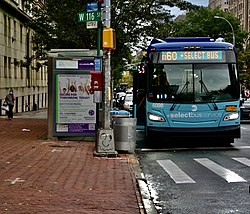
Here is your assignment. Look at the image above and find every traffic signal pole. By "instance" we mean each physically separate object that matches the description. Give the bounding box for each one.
[102,0,111,130]
[94,0,117,156]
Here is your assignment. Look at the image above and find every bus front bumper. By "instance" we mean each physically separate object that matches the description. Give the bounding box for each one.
[147,125,241,139]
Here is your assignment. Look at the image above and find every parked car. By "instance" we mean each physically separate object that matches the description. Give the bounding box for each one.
[123,94,133,113]
[240,98,250,120]
[113,92,126,108]
[126,87,133,94]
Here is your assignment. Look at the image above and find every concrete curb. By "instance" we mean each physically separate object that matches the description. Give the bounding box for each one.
[128,153,157,214]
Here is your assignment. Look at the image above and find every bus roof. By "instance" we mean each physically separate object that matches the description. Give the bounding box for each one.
[148,37,235,53]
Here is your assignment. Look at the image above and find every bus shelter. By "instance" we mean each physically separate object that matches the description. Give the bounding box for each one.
[47,49,102,139]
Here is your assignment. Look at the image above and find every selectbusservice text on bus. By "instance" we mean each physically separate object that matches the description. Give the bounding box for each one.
[134,37,241,144]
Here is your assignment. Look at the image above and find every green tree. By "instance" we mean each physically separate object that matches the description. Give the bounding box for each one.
[171,7,249,85]
[25,0,198,78]
[172,7,246,47]
[110,0,198,85]
[238,47,250,87]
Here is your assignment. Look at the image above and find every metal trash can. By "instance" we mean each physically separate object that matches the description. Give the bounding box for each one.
[110,110,130,127]
[113,117,137,152]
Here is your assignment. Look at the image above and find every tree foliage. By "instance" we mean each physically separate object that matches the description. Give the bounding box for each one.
[25,0,198,85]
[171,7,250,85]
[27,1,250,86]
[238,47,250,87]
[171,7,247,47]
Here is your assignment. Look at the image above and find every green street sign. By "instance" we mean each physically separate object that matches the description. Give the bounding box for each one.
[78,11,101,22]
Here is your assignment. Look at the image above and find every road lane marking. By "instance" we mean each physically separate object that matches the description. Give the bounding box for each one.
[232,157,250,167]
[157,160,196,184]
[194,158,247,183]
[240,126,247,130]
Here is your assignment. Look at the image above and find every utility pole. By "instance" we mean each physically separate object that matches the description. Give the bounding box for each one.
[102,0,111,129]
[95,0,117,156]
[103,50,111,129]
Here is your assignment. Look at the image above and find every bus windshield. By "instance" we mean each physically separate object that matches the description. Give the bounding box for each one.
[148,63,239,103]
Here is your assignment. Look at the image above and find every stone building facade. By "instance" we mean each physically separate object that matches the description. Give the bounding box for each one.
[208,0,230,12]
[209,0,250,33]
[228,0,250,32]
[0,0,48,116]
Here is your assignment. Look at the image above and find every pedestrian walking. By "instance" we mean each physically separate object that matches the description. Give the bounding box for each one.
[5,89,15,120]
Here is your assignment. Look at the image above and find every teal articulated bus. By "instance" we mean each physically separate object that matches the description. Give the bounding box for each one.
[134,37,241,145]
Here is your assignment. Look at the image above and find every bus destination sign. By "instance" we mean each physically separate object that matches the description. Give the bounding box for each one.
[161,51,223,62]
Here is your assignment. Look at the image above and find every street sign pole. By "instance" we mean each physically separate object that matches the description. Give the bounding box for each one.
[103,50,111,130]
[97,1,102,56]
[77,4,117,156]
[102,0,112,130]
[95,1,101,141]
[94,0,117,156]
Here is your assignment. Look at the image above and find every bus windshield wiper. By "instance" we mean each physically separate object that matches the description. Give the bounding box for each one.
[170,81,189,111]
[199,80,218,110]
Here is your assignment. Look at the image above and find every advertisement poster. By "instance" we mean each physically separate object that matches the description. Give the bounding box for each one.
[55,74,96,134]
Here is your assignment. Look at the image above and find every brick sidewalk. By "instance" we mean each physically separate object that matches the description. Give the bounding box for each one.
[0,118,143,213]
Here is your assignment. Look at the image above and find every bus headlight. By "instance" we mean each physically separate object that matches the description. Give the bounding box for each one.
[223,112,239,121]
[148,113,165,122]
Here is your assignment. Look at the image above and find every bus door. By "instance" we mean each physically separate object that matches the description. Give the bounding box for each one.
[133,63,146,128]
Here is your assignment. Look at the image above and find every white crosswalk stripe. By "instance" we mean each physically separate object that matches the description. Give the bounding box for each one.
[194,158,246,183]
[232,157,250,167]
[157,160,195,184]
[157,157,249,184]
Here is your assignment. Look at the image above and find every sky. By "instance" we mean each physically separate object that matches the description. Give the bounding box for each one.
[170,0,208,17]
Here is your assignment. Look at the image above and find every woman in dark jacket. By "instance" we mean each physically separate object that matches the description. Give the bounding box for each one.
[5,89,15,120]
